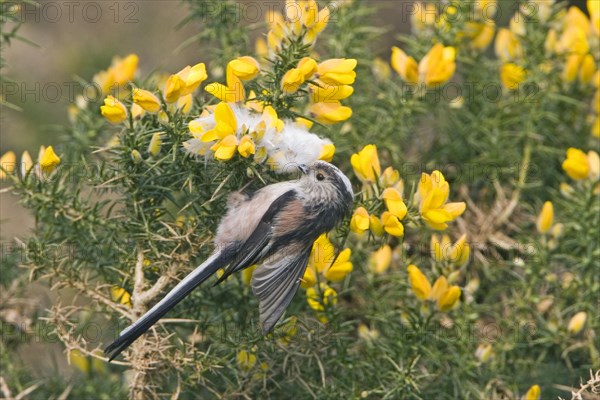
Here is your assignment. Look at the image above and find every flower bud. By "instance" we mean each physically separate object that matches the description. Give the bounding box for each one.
[350,207,370,234]
[536,201,553,234]
[407,264,431,301]
[132,88,161,113]
[567,311,587,334]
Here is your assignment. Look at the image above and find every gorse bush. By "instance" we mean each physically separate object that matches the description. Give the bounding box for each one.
[0,0,599,399]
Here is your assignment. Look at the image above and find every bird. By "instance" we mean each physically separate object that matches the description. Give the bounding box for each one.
[105,160,354,361]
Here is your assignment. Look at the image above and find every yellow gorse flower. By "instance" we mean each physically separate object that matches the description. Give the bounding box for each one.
[562,147,590,180]
[408,265,462,311]
[205,80,242,104]
[164,63,207,103]
[418,44,456,87]
[205,57,259,104]
[281,68,305,94]
[132,88,161,113]
[391,46,418,84]
[298,57,318,78]
[164,74,186,103]
[110,286,132,307]
[382,187,407,219]
[148,132,163,157]
[381,211,404,237]
[110,54,138,88]
[93,53,139,95]
[589,0,600,35]
[305,5,330,44]
[464,21,496,50]
[255,37,268,59]
[436,285,461,312]
[545,29,558,55]
[40,146,61,175]
[410,2,437,33]
[0,151,16,180]
[100,95,128,124]
[381,166,401,188]
[418,170,466,230]
[237,135,256,158]
[131,149,143,164]
[357,323,380,341]
[431,234,451,263]
[20,150,33,178]
[68,349,90,374]
[241,264,257,286]
[309,81,354,103]
[316,58,357,86]
[306,282,338,314]
[202,102,237,142]
[323,248,352,282]
[565,6,590,35]
[524,384,541,400]
[407,264,431,301]
[309,234,335,276]
[267,21,285,52]
[368,245,392,274]
[579,54,597,84]
[351,144,381,183]
[282,0,330,45]
[211,134,238,161]
[177,63,208,96]
[430,275,461,311]
[500,63,526,90]
[276,316,298,346]
[449,234,470,267]
[430,276,449,303]
[349,207,369,234]
[563,54,596,84]
[131,103,145,120]
[318,143,336,162]
[301,234,353,287]
[372,57,391,81]
[308,101,352,124]
[563,54,582,82]
[431,233,471,267]
[495,28,523,62]
[391,43,456,87]
[236,349,257,371]
[536,201,554,234]
[475,343,494,363]
[69,349,106,375]
[228,56,260,81]
[177,94,193,114]
[278,59,317,97]
[368,215,384,236]
[567,311,587,334]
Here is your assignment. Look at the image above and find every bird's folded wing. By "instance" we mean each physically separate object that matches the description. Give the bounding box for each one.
[215,189,299,284]
[251,245,312,333]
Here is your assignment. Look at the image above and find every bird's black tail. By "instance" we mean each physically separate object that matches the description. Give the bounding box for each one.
[105,251,227,361]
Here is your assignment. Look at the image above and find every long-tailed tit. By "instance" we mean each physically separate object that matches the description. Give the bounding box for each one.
[105,161,354,361]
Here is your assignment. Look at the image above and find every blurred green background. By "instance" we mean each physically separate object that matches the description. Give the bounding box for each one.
[0,0,591,391]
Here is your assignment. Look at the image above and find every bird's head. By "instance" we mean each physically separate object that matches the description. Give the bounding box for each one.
[297,161,354,213]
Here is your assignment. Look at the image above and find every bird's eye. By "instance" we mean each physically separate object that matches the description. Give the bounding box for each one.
[316,172,325,181]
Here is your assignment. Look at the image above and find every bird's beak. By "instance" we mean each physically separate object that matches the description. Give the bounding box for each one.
[298,164,308,175]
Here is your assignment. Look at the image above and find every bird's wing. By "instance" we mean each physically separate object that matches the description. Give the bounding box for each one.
[214,189,299,284]
[251,243,312,333]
